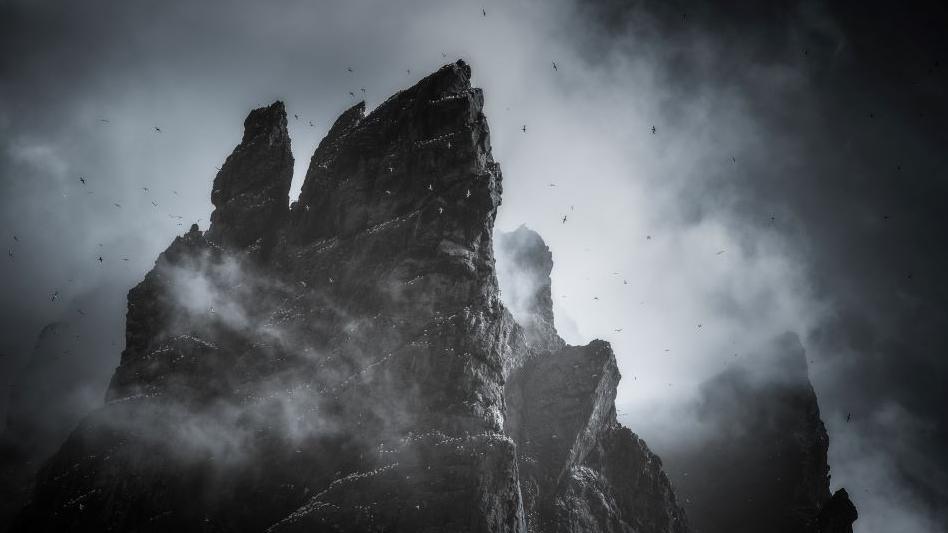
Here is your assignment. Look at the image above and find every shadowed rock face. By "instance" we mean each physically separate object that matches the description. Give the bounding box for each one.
[661,333,857,533]
[11,62,686,532]
[499,227,687,533]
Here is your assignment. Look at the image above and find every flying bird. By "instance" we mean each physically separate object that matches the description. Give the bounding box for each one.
[846,413,852,423]
[521,124,527,133]
[552,61,558,71]
[12,235,17,242]
[154,126,161,133]
[349,91,355,97]
[98,118,110,124]
[347,67,353,72]
[51,291,59,302]
[142,187,149,192]
[562,215,567,224]
[151,201,159,207]
[482,8,486,16]
[7,249,12,259]
[77,309,86,316]
[98,256,103,263]
[651,125,657,134]
[309,121,314,127]
[294,114,299,120]
[716,250,726,255]
[614,328,623,332]
[114,203,121,208]
[79,177,86,184]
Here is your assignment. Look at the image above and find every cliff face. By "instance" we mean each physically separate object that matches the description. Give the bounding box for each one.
[11,62,687,533]
[499,227,686,533]
[661,333,857,533]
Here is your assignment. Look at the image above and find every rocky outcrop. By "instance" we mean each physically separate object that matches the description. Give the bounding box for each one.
[11,62,686,532]
[661,333,857,533]
[495,226,563,354]
[206,101,294,252]
[498,227,686,533]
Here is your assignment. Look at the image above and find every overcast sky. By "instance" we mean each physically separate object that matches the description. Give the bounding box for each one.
[1,0,946,531]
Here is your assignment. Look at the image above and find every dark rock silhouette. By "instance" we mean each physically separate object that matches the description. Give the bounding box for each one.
[661,333,857,533]
[10,62,687,532]
[0,284,127,527]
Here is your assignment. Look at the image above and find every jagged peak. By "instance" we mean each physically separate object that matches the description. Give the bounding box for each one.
[496,225,562,352]
[239,100,290,146]
[206,100,294,250]
[324,101,365,142]
[293,60,496,242]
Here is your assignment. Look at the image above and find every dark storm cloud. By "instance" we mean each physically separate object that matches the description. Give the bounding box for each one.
[1,0,946,531]
[571,1,948,530]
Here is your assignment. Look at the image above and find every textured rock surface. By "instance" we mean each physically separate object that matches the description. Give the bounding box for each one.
[499,227,686,533]
[662,333,857,533]
[10,62,688,532]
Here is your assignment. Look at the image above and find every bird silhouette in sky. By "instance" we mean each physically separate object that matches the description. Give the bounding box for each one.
[113,203,121,208]
[98,256,103,263]
[79,177,86,184]
[552,61,558,71]
[522,124,527,133]
[846,413,852,423]
[651,125,657,134]
[562,215,567,224]
[50,291,58,302]
[294,114,299,120]
[154,126,161,133]
[482,8,486,16]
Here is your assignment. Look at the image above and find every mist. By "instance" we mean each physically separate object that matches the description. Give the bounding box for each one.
[2,0,947,531]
